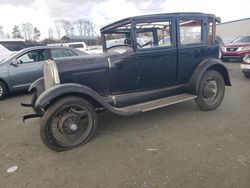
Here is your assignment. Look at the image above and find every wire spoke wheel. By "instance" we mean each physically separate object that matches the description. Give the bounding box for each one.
[40,97,98,151]
[49,105,92,147]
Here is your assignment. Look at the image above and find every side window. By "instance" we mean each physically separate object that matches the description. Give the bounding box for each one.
[136,21,172,49]
[179,20,202,45]
[51,49,72,58]
[68,50,78,56]
[17,50,46,64]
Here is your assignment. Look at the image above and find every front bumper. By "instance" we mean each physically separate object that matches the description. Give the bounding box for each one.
[240,64,250,73]
[221,51,250,60]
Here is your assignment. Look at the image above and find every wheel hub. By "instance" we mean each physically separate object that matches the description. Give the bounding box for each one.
[57,113,80,135]
[203,81,217,99]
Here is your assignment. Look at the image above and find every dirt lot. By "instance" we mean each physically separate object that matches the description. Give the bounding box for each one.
[0,63,250,188]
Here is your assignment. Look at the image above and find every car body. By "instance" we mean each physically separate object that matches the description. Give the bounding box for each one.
[23,13,231,151]
[240,54,250,78]
[221,35,250,61]
[0,46,86,99]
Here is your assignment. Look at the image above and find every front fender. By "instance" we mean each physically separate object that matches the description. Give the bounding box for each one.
[34,83,133,116]
[28,77,45,96]
[187,58,231,95]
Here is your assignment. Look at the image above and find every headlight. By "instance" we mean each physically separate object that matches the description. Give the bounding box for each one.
[221,47,226,52]
[243,55,250,64]
[237,46,250,52]
[43,60,60,90]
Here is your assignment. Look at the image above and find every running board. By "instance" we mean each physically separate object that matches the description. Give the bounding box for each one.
[117,93,197,114]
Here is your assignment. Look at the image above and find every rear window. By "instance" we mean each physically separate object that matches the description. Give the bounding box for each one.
[69,44,84,48]
[179,20,202,45]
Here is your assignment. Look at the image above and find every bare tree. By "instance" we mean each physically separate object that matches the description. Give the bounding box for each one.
[61,20,72,36]
[83,20,96,36]
[48,27,54,39]
[12,25,22,39]
[0,26,4,38]
[75,19,85,36]
[21,22,34,40]
[54,20,61,40]
[69,24,74,36]
[33,27,41,41]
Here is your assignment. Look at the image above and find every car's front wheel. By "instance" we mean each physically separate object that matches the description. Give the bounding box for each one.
[0,81,7,100]
[195,70,225,111]
[244,73,250,78]
[40,97,98,152]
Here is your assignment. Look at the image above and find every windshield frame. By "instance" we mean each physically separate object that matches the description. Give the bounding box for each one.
[101,20,135,52]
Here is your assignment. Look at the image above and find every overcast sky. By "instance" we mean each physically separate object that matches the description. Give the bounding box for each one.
[0,0,249,39]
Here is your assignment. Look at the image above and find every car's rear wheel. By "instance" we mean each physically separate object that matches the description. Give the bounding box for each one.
[195,70,225,111]
[0,81,7,100]
[40,97,98,152]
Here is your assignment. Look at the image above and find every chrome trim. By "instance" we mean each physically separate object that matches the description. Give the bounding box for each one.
[108,58,111,68]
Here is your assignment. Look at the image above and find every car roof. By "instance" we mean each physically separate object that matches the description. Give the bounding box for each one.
[101,12,220,32]
[17,45,80,54]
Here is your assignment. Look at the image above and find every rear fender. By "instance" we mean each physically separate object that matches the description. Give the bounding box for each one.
[187,58,231,95]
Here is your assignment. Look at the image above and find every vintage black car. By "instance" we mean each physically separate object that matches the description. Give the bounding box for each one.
[23,13,231,151]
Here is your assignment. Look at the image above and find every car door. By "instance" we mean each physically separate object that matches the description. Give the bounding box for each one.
[135,19,178,90]
[8,49,48,90]
[177,17,208,84]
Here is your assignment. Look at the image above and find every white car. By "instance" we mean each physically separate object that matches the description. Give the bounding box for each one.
[0,44,13,62]
[240,54,250,78]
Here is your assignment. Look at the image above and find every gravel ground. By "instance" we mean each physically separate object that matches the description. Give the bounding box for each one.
[0,62,249,188]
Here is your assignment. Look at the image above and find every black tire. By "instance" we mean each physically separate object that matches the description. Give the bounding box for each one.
[244,73,250,78]
[195,70,225,111]
[40,97,98,152]
[0,81,8,100]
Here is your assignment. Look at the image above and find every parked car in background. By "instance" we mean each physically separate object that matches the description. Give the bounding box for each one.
[0,46,86,100]
[0,39,26,52]
[221,35,250,62]
[240,54,250,78]
[86,45,103,54]
[23,13,231,151]
[48,42,88,52]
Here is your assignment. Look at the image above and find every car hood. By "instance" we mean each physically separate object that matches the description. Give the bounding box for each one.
[55,47,133,72]
[224,43,250,48]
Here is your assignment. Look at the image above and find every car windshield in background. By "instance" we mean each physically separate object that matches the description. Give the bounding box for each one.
[233,36,250,43]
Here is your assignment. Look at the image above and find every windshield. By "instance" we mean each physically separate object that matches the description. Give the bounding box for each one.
[104,23,132,49]
[233,36,250,43]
